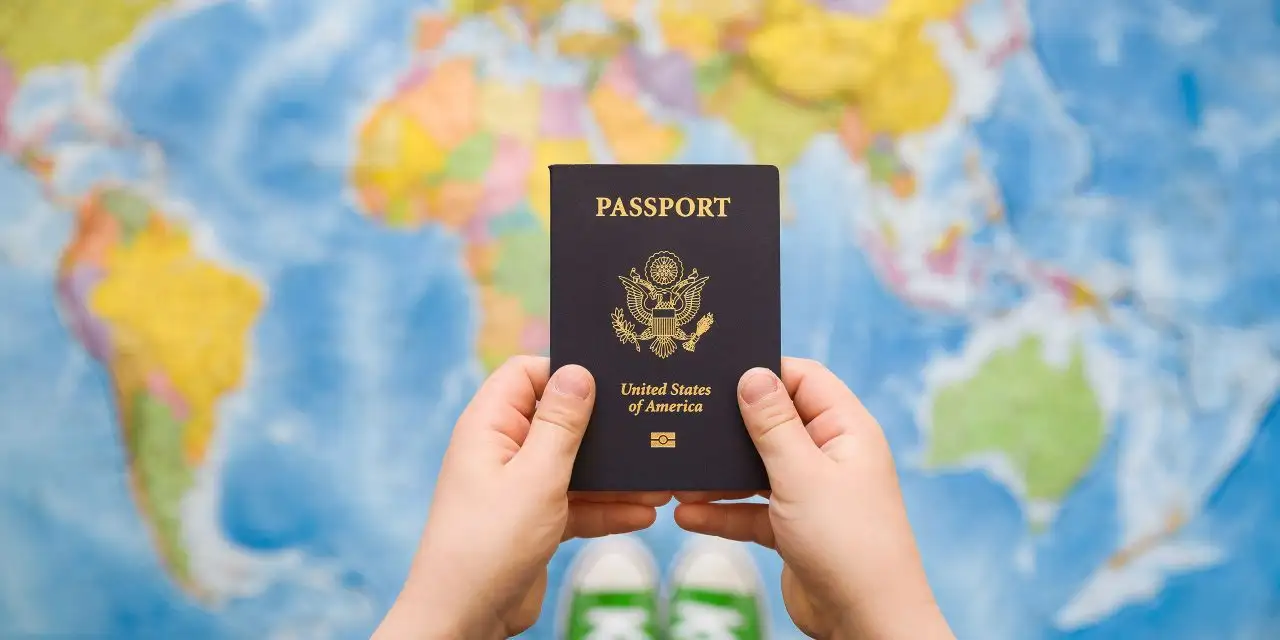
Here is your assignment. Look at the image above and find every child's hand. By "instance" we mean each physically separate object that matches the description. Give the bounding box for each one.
[676,358,953,639]
[375,357,670,639]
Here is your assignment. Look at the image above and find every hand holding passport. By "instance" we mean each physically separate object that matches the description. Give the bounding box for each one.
[550,164,781,491]
[375,165,953,639]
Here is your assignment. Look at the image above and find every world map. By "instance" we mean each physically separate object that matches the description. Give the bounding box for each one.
[2,0,1279,638]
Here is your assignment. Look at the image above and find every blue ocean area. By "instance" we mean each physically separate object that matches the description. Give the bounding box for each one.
[0,0,1278,637]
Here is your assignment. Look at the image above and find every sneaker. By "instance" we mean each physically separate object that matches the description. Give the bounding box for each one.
[559,535,661,639]
[666,535,767,640]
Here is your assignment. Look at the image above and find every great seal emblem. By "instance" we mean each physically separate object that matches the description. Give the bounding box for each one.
[610,250,714,359]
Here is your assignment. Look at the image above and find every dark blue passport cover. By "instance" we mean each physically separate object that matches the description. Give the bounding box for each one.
[550,164,780,491]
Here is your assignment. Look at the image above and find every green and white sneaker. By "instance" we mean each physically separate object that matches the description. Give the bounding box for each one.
[559,535,661,639]
[667,535,767,640]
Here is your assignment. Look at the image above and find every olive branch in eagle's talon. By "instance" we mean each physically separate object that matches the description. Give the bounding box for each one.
[682,313,715,352]
[611,308,641,351]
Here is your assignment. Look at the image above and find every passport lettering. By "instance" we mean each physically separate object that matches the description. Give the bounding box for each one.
[596,196,731,217]
[619,382,714,416]
[552,164,779,491]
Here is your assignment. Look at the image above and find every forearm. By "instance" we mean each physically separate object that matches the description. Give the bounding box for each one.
[374,601,506,640]
[832,607,953,640]
[373,574,506,640]
[831,580,954,640]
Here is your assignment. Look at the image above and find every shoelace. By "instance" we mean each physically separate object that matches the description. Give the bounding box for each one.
[582,606,652,640]
[668,600,744,640]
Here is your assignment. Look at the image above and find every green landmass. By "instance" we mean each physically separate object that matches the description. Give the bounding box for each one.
[491,227,549,317]
[101,187,151,243]
[443,130,495,182]
[129,391,193,582]
[695,54,734,96]
[722,72,841,168]
[866,149,898,182]
[0,0,169,76]
[927,337,1105,504]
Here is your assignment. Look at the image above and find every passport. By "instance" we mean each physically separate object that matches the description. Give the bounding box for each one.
[550,164,780,491]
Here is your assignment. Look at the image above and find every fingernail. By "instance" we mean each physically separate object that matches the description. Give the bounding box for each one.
[552,365,592,400]
[739,369,778,405]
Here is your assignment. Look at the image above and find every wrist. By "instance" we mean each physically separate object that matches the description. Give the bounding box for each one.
[829,593,953,640]
[822,565,952,640]
[374,572,507,640]
[375,597,506,640]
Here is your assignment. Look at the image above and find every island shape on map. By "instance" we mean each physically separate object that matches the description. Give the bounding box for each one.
[925,333,1106,527]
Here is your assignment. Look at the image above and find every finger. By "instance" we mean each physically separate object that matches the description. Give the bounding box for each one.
[781,357,883,459]
[569,491,673,507]
[511,365,595,482]
[673,491,761,503]
[738,368,823,478]
[454,356,551,450]
[562,503,658,541]
[673,503,775,549]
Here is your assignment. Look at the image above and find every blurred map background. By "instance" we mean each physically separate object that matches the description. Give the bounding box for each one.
[2,0,1280,637]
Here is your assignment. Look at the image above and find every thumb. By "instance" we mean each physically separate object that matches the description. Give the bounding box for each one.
[512,364,596,484]
[738,368,822,481]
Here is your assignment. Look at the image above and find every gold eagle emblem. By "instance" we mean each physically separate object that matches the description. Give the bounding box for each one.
[611,250,714,358]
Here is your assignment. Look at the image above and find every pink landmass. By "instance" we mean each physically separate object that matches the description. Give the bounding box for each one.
[1044,271,1089,307]
[0,57,15,148]
[599,53,639,98]
[462,210,490,245]
[145,371,191,421]
[395,62,434,94]
[539,86,587,137]
[520,317,550,353]
[56,266,115,362]
[926,241,962,276]
[479,136,532,217]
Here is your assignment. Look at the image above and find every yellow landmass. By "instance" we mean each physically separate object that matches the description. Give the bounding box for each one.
[886,0,970,22]
[476,288,526,371]
[760,0,806,21]
[710,68,840,168]
[1065,280,1101,311]
[859,28,954,135]
[589,85,684,163]
[453,0,569,27]
[90,217,264,465]
[655,0,761,61]
[744,0,960,137]
[528,138,592,227]
[351,104,446,215]
[556,31,629,57]
[0,0,168,76]
[479,81,541,143]
[450,0,504,17]
[657,3,722,62]
[746,2,905,103]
